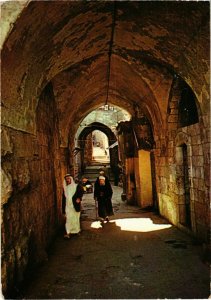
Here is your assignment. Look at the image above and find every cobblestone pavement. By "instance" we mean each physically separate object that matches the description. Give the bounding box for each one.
[22,186,210,299]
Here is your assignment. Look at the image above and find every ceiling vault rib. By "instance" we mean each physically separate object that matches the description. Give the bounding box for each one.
[105,1,117,107]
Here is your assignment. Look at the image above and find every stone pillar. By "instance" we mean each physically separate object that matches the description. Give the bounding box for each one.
[116,131,126,199]
[117,121,136,204]
[137,150,153,208]
[125,158,136,205]
[132,116,154,208]
[84,133,93,165]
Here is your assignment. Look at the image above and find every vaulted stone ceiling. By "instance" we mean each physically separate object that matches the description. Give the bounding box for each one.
[2,1,209,146]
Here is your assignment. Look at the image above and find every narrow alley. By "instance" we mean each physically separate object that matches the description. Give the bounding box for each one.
[1,2,210,299]
[22,186,209,299]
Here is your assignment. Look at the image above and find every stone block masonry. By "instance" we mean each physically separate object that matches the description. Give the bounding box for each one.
[1,83,63,296]
[155,77,209,242]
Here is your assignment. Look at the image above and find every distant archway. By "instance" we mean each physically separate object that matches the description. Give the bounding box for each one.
[92,130,110,162]
[77,122,118,176]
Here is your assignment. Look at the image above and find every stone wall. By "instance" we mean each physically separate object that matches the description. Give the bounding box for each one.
[155,77,210,242]
[83,133,93,166]
[75,107,131,140]
[1,83,62,297]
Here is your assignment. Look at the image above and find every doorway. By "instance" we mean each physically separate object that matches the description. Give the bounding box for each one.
[178,144,192,228]
[182,144,191,228]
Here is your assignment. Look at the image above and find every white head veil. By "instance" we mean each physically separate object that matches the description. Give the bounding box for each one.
[63,175,77,200]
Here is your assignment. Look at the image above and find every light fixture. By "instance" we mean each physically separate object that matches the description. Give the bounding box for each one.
[104,2,116,108]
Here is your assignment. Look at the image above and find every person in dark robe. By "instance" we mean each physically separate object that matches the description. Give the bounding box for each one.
[62,174,84,239]
[98,169,109,182]
[94,175,113,223]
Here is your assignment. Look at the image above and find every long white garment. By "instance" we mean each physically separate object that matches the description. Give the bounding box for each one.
[63,177,81,234]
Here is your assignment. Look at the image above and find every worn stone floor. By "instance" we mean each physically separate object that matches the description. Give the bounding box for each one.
[22,186,209,299]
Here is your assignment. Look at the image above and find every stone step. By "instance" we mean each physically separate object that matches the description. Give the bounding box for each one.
[83,171,114,177]
[83,171,100,175]
[84,170,101,174]
[82,165,114,183]
[86,163,110,167]
[85,168,112,173]
[90,160,110,164]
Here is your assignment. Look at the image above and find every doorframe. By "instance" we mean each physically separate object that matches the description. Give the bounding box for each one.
[176,140,193,229]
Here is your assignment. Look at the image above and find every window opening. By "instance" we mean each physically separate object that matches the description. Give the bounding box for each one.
[178,86,199,127]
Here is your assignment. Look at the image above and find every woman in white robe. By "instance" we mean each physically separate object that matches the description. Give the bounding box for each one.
[62,174,84,238]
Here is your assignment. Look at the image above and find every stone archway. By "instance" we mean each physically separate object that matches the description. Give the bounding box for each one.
[76,122,118,177]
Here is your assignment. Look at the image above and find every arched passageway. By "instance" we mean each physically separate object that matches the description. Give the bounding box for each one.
[76,122,118,177]
[91,130,110,162]
[1,1,210,297]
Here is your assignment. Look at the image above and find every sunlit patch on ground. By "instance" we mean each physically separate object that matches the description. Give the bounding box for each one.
[90,221,103,229]
[90,217,172,232]
[111,218,172,232]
